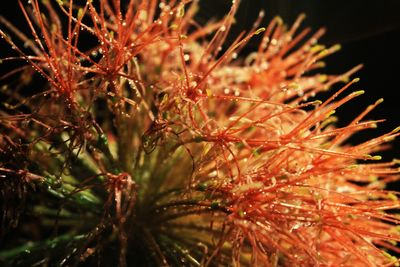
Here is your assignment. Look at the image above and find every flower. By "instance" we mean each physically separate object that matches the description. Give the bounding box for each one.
[0,0,399,266]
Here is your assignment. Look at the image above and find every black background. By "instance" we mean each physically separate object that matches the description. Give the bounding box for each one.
[198,0,400,158]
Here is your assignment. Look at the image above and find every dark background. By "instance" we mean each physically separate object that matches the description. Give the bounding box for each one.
[1,0,399,178]
[199,0,400,161]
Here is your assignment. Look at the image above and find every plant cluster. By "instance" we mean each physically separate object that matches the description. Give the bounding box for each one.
[0,0,399,266]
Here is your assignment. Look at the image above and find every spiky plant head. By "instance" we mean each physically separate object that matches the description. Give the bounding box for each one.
[0,0,399,266]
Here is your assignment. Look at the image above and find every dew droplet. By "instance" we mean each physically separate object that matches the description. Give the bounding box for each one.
[183,54,190,61]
